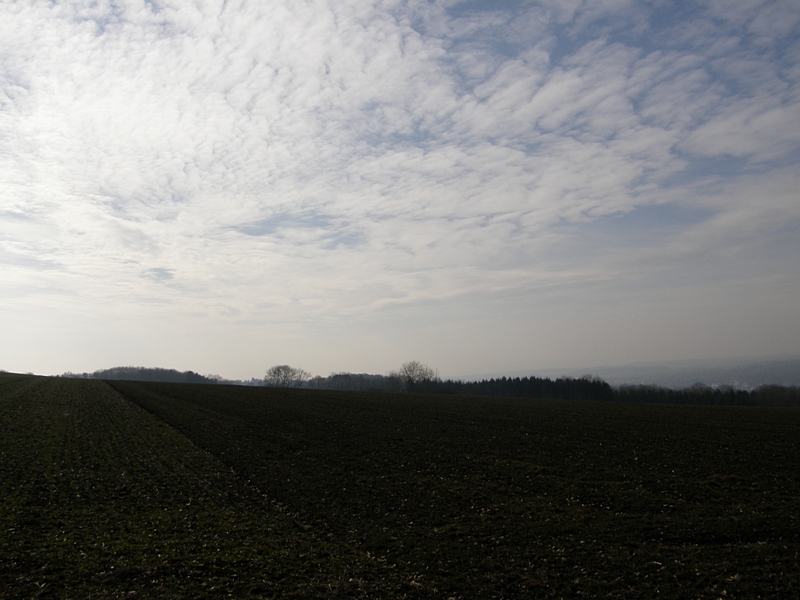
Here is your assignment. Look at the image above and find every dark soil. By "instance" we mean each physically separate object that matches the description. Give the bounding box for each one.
[0,375,398,599]
[2,373,799,598]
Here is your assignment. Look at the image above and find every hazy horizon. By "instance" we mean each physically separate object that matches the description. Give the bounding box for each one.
[2,1,799,380]
[12,354,800,394]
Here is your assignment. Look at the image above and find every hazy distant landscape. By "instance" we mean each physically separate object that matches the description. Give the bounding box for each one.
[53,355,800,407]
[496,357,800,391]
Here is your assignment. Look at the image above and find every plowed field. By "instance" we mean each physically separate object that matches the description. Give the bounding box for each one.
[2,373,799,598]
[0,375,398,598]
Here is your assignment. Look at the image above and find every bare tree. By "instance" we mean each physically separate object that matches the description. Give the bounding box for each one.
[264,365,311,388]
[389,361,439,391]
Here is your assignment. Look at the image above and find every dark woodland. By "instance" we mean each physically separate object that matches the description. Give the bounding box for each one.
[61,366,800,406]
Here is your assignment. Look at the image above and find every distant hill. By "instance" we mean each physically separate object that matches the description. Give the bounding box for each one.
[61,366,220,384]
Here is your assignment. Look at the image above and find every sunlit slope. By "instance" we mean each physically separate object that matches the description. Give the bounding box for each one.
[0,375,395,599]
[114,380,800,599]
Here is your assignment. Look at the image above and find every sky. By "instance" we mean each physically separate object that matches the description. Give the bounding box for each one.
[1,0,799,380]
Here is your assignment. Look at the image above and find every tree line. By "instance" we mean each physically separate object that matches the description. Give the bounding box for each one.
[59,363,800,407]
[60,366,223,384]
[613,383,800,407]
[268,361,800,406]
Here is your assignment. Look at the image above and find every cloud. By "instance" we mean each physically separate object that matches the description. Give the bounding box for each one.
[1,0,798,376]
[682,101,800,161]
[144,267,174,282]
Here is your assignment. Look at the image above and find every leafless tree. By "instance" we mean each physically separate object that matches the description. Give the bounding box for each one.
[264,365,311,388]
[389,361,439,391]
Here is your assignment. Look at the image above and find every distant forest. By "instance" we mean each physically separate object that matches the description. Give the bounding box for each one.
[59,366,800,407]
[61,367,224,385]
[403,375,799,407]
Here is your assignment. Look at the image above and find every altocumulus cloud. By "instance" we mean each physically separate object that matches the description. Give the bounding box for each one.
[1,0,798,378]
